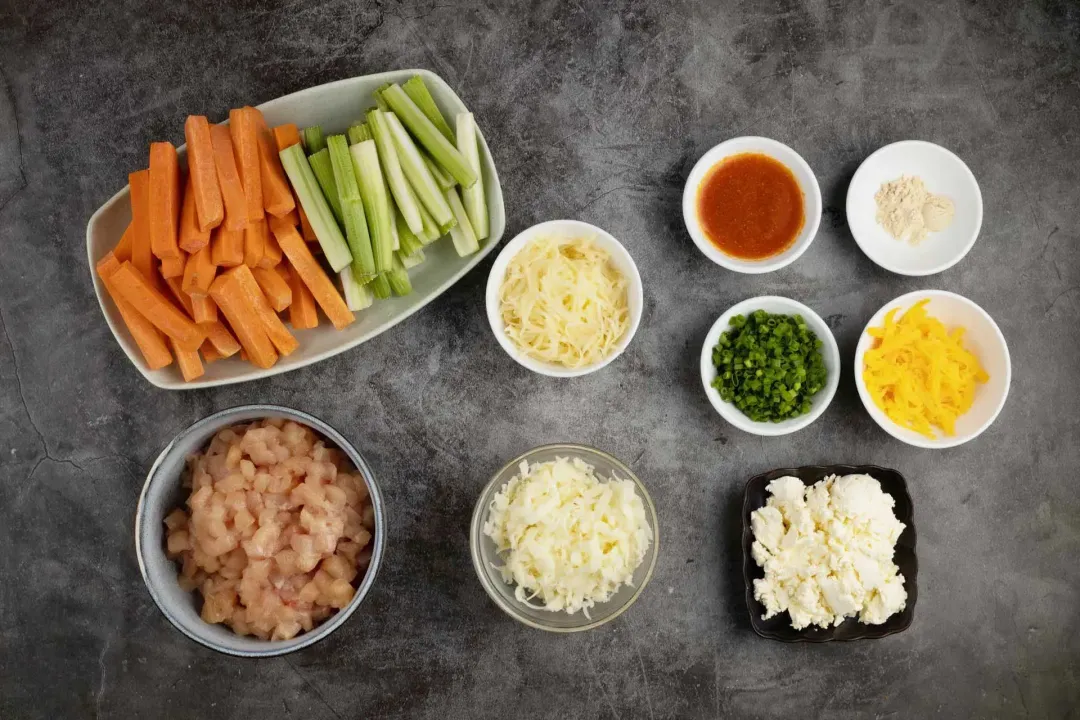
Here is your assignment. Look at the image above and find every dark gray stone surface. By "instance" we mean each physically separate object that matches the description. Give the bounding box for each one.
[1,0,1078,717]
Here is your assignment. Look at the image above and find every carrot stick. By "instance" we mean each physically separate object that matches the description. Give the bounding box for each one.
[209,272,278,368]
[96,252,172,370]
[229,108,264,225]
[251,266,292,311]
[160,254,186,278]
[209,123,248,232]
[179,175,211,253]
[286,259,319,330]
[182,244,216,297]
[201,340,223,363]
[250,108,295,218]
[260,223,283,268]
[211,225,244,267]
[192,295,218,324]
[164,276,195,316]
[129,170,156,281]
[272,123,317,241]
[200,317,241,357]
[243,219,267,268]
[114,222,134,263]
[227,265,298,356]
[184,115,224,232]
[148,142,182,260]
[274,263,290,284]
[112,262,205,351]
[279,208,299,227]
[298,205,318,242]
[170,337,205,381]
[272,223,353,330]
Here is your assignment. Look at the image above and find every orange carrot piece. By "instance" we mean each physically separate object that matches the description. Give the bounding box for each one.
[286,259,319,330]
[298,205,318,242]
[163,276,195,317]
[112,262,205,351]
[160,254,186,278]
[192,295,218,324]
[273,223,353,330]
[209,123,248,232]
[129,170,155,279]
[209,272,278,369]
[114,223,134,263]
[179,176,211,253]
[228,265,298,356]
[243,219,267,268]
[260,223,283,268]
[184,115,224,232]
[170,337,205,381]
[229,108,264,225]
[201,340,223,363]
[240,348,250,363]
[279,208,299,227]
[211,225,244,267]
[251,266,292,311]
[148,142,182,260]
[200,318,241,357]
[274,263,290,283]
[250,109,295,218]
[96,253,172,370]
[182,244,216,297]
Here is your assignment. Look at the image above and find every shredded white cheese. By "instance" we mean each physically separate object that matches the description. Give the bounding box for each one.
[482,457,652,616]
[498,236,630,369]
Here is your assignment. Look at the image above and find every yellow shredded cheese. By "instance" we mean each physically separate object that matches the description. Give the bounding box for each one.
[863,299,989,438]
[498,236,629,368]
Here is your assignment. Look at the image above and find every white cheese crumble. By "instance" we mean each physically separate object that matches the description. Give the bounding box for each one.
[482,456,652,616]
[750,474,907,629]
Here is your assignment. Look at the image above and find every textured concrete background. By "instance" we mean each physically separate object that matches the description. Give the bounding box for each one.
[1,0,1078,718]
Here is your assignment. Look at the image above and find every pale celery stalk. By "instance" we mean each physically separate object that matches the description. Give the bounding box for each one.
[396,208,424,258]
[348,123,372,145]
[373,83,391,112]
[307,149,343,227]
[387,253,413,297]
[445,187,479,256]
[367,108,423,234]
[340,268,374,311]
[423,151,456,190]
[327,135,377,282]
[388,201,400,251]
[370,273,391,300]
[278,144,352,271]
[381,83,476,188]
[455,112,489,241]
[417,200,441,244]
[398,248,425,269]
[403,75,455,143]
[302,126,326,154]
[350,140,394,274]
[385,112,455,232]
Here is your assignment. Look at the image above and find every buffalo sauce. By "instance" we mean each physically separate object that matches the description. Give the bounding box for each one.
[696,153,805,260]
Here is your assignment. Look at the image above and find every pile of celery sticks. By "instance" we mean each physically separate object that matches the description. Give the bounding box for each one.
[278,76,490,310]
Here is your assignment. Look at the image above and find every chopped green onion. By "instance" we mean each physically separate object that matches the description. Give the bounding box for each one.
[278,145,352,272]
[327,134,377,282]
[455,112,489,241]
[445,187,479,256]
[370,273,391,300]
[302,126,326,154]
[367,108,424,235]
[423,151,456,190]
[403,75,456,143]
[387,254,412,296]
[384,111,455,232]
[339,267,373,311]
[307,148,343,227]
[349,140,394,274]
[381,83,477,188]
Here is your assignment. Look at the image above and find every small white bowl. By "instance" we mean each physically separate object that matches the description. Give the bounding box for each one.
[854,290,1010,449]
[682,136,822,274]
[846,140,982,276]
[485,219,643,378]
[699,296,840,436]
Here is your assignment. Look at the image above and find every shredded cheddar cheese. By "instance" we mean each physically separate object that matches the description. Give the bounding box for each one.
[862,300,989,438]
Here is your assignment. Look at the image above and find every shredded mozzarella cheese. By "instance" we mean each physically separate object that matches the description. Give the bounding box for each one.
[498,236,630,368]
[482,457,652,616]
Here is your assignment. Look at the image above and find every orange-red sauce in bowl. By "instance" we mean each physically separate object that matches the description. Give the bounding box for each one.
[696,153,805,260]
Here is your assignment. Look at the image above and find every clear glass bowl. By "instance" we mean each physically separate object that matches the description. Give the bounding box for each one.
[469,444,659,632]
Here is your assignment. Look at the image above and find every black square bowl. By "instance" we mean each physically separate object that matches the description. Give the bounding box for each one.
[742,464,918,642]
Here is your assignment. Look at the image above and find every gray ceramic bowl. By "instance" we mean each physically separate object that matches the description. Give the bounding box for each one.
[135,405,386,657]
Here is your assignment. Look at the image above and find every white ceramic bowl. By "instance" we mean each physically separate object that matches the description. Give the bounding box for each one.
[485,220,643,378]
[854,290,1010,448]
[846,140,982,276]
[87,69,505,390]
[682,136,822,274]
[700,296,840,436]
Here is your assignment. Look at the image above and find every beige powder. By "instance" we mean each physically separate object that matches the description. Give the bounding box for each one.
[874,175,954,245]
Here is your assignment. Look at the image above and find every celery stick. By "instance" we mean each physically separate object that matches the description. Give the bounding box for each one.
[403,75,455,143]
[279,146,352,271]
[348,123,372,145]
[388,202,401,251]
[396,208,424,257]
[423,151,456,190]
[387,254,413,297]
[398,248,425,269]
[455,112,489,241]
[385,112,455,232]
[373,83,391,112]
[445,187,479,256]
[308,149,343,227]
[327,135,377,281]
[417,200,441,244]
[346,123,366,144]
[350,140,394,274]
[368,108,423,234]
[382,83,476,188]
[302,126,326,154]
[340,268,374,311]
[370,273,391,300]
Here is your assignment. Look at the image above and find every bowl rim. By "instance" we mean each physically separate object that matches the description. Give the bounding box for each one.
[681,135,822,274]
[699,296,841,436]
[484,219,643,378]
[853,289,1011,449]
[845,139,983,277]
[134,404,387,657]
[469,443,659,632]
[87,68,505,390]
